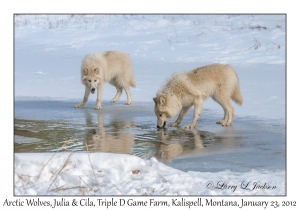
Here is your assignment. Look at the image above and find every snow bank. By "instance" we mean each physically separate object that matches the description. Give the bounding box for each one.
[15,153,285,195]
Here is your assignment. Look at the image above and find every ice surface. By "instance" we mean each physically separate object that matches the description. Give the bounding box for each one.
[14,100,285,173]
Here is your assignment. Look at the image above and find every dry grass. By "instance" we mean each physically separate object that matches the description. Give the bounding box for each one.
[244,35,261,51]
[85,143,99,187]
[267,41,281,50]
[14,14,284,47]
[47,152,74,192]
[15,141,94,195]
[14,139,127,195]
[15,141,74,191]
[15,172,34,189]
[249,25,267,30]
[36,141,72,179]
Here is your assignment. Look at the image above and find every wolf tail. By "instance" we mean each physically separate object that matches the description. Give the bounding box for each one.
[130,76,136,88]
[231,82,243,105]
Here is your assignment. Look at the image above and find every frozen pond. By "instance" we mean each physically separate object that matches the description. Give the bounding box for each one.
[13,15,286,195]
[14,100,285,173]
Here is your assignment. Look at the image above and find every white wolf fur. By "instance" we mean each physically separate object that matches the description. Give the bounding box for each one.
[153,63,243,129]
[75,51,136,109]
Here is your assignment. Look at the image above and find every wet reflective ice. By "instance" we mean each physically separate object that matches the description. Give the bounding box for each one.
[14,100,285,172]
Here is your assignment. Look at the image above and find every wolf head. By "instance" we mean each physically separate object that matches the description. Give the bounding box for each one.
[82,68,101,94]
[153,96,178,129]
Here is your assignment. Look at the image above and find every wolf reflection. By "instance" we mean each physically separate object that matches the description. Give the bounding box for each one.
[84,112,135,154]
[83,111,240,162]
[155,128,207,163]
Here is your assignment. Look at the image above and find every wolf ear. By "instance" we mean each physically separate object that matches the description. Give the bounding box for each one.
[153,97,157,103]
[159,97,165,106]
[94,67,99,74]
[84,69,88,75]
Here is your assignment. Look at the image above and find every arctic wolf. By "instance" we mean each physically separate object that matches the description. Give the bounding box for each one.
[75,51,136,109]
[153,63,243,129]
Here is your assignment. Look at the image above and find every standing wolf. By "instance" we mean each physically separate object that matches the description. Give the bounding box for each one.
[153,63,243,129]
[75,51,136,109]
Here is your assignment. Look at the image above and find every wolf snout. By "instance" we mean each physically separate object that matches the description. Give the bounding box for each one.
[157,121,167,129]
[91,88,95,94]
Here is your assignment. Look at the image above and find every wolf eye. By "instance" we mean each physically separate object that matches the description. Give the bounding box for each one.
[94,80,97,82]
[88,80,91,82]
[159,114,162,117]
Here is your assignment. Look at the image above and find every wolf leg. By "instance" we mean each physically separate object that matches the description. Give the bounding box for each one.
[95,83,104,110]
[124,86,133,105]
[213,95,234,126]
[75,86,90,108]
[216,105,228,125]
[185,98,203,129]
[110,87,122,103]
[217,103,234,126]
[169,106,191,126]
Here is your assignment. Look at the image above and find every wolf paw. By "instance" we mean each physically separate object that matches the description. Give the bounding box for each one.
[169,122,179,127]
[223,122,232,126]
[216,120,231,126]
[110,99,117,103]
[184,124,196,129]
[94,105,102,110]
[75,104,84,108]
[126,101,132,105]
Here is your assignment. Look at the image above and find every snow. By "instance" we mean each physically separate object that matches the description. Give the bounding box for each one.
[12,14,288,197]
[15,153,285,196]
[14,14,286,104]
